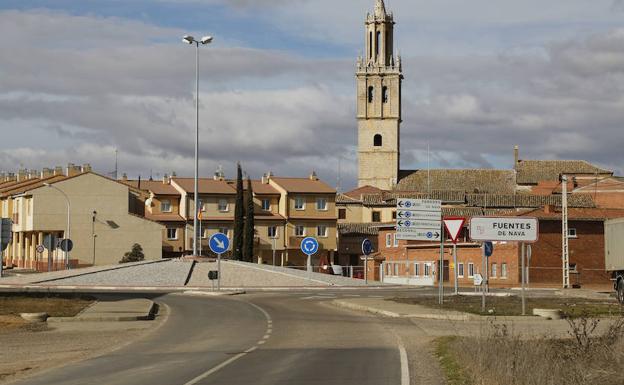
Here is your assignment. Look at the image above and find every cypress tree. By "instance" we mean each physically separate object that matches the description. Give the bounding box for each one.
[233,163,244,261]
[243,177,255,262]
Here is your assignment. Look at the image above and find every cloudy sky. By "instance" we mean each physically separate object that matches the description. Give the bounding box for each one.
[1,0,624,190]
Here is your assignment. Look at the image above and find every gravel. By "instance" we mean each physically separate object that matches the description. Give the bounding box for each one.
[45,260,194,287]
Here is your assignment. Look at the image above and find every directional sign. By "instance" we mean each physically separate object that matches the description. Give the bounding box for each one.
[443,217,466,244]
[300,237,319,256]
[397,211,441,220]
[59,239,74,253]
[396,199,442,241]
[397,219,442,229]
[361,239,373,256]
[209,233,230,254]
[396,229,441,241]
[484,241,494,257]
[474,273,484,286]
[397,199,441,212]
[470,217,539,242]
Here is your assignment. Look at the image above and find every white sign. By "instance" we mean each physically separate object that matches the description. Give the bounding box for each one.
[443,218,466,243]
[396,199,442,241]
[397,210,441,221]
[397,199,441,212]
[473,273,483,286]
[396,228,442,241]
[397,219,442,229]
[470,217,539,243]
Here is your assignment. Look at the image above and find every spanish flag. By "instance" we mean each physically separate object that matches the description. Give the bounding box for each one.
[197,208,203,221]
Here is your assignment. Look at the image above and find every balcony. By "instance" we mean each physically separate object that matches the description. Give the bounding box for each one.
[11,213,18,225]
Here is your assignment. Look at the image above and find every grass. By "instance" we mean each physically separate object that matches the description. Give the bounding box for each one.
[391,295,622,317]
[0,293,95,332]
[434,336,473,385]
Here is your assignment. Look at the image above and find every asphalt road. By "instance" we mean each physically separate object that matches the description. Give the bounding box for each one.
[10,291,413,385]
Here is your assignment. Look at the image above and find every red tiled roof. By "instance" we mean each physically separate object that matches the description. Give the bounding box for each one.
[271,177,336,194]
[1,175,67,197]
[172,178,236,195]
[146,213,186,222]
[514,207,624,221]
[343,185,384,199]
[123,179,180,195]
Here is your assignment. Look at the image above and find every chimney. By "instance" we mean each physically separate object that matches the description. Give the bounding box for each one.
[17,168,27,182]
[81,163,92,173]
[54,166,63,176]
[66,163,81,177]
[213,166,225,181]
[28,169,39,179]
[6,173,16,183]
[544,204,554,214]
[163,174,169,184]
[309,171,318,181]
[261,172,273,185]
[122,173,128,181]
[41,168,54,179]
[514,146,519,168]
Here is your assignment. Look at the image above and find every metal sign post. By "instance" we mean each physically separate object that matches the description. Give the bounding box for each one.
[443,217,466,295]
[301,237,319,281]
[209,233,230,291]
[521,242,526,316]
[438,222,445,305]
[481,243,486,313]
[362,238,373,285]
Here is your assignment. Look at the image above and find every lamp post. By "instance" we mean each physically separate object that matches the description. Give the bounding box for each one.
[43,183,70,269]
[183,34,213,256]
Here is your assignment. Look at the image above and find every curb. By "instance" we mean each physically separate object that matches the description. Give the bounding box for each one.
[30,260,171,285]
[332,300,476,321]
[48,300,157,323]
[178,290,246,297]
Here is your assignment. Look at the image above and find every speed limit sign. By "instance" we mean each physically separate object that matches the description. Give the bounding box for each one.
[36,244,45,254]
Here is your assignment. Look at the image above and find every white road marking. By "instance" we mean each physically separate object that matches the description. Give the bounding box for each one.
[182,301,272,385]
[399,345,410,385]
[300,295,337,300]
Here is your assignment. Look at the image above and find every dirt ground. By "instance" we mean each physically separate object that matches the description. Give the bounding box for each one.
[0,299,166,384]
[392,295,623,317]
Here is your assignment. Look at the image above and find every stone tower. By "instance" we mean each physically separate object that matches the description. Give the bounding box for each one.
[356,0,402,190]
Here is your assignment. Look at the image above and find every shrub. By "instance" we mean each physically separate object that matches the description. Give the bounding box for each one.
[120,243,145,264]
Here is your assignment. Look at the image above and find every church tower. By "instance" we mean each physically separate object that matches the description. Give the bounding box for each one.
[357,0,402,190]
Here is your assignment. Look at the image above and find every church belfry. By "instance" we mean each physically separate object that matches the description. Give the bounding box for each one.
[357,0,402,190]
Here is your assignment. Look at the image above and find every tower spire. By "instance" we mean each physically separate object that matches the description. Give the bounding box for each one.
[374,0,387,18]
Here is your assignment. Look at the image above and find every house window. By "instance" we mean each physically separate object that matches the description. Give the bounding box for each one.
[568,228,577,238]
[386,234,392,247]
[368,86,374,103]
[161,199,172,213]
[374,134,382,147]
[262,199,271,211]
[468,263,475,278]
[458,263,464,278]
[424,263,431,277]
[218,227,229,237]
[491,263,497,279]
[501,263,508,279]
[372,211,381,222]
[338,208,346,220]
[166,228,177,240]
[268,226,277,239]
[295,197,305,210]
[218,199,229,212]
[394,264,399,276]
[295,225,306,237]
[414,263,420,277]
[317,225,328,238]
[393,233,399,247]
[382,86,389,103]
[316,198,328,211]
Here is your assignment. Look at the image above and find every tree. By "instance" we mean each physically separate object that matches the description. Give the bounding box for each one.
[120,243,145,264]
[243,177,255,262]
[233,163,244,261]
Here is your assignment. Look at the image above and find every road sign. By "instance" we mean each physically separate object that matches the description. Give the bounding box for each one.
[36,244,45,254]
[0,218,12,251]
[361,239,373,256]
[59,239,74,252]
[470,217,539,242]
[474,273,483,286]
[395,199,442,241]
[208,271,219,280]
[443,217,466,243]
[43,234,57,251]
[484,241,494,257]
[209,233,230,254]
[300,237,319,256]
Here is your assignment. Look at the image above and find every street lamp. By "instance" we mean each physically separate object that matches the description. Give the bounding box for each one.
[182,34,213,256]
[43,183,71,269]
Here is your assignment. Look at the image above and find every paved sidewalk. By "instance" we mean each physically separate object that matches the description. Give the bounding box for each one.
[48,299,156,322]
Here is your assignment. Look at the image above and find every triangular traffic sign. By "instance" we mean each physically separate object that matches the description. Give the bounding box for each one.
[443,217,466,243]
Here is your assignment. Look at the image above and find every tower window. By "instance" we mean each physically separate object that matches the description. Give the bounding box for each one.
[374,134,382,147]
[376,31,381,57]
[382,86,389,103]
[369,31,373,59]
[368,86,374,103]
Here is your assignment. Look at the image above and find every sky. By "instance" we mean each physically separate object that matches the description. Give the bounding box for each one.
[1,0,624,190]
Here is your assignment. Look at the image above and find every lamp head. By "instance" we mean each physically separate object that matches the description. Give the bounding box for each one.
[182,35,195,44]
[200,36,213,45]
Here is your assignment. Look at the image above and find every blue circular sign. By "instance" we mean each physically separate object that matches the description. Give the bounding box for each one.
[484,241,494,257]
[209,233,230,254]
[300,237,319,256]
[362,239,373,256]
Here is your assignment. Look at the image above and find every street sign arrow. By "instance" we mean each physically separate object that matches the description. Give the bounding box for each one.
[474,273,483,286]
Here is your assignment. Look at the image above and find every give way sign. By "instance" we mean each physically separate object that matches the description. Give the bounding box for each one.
[443,217,466,243]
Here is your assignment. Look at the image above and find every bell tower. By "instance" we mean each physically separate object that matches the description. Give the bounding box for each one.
[356,0,402,190]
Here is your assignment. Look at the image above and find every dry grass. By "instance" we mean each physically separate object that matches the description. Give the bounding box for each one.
[0,293,95,332]
[392,295,621,317]
[446,315,624,385]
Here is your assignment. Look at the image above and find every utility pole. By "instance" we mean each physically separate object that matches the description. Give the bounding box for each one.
[562,175,570,289]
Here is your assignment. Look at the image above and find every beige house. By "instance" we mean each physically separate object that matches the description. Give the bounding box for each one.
[3,172,163,269]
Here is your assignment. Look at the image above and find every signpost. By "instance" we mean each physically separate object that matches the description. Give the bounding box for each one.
[43,234,57,272]
[473,273,483,286]
[470,217,539,315]
[209,233,230,291]
[0,219,12,278]
[444,217,466,295]
[395,199,444,304]
[362,238,373,284]
[300,237,319,280]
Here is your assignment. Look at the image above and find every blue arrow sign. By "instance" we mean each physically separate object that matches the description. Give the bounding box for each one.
[209,233,230,254]
[484,241,494,257]
[362,238,373,256]
[300,237,319,256]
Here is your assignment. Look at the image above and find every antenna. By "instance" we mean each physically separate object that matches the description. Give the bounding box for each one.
[427,143,431,197]
[114,149,118,180]
[336,156,342,193]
